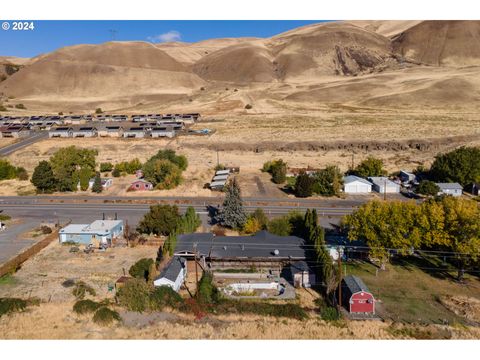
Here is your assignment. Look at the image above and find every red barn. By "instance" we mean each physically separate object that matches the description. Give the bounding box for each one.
[342,275,375,314]
[129,179,153,191]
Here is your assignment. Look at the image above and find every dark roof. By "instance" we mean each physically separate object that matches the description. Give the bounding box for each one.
[175,233,214,257]
[157,256,186,282]
[290,260,312,275]
[175,230,307,260]
[343,275,370,295]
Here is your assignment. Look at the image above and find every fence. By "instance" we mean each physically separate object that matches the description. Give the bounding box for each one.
[0,229,60,278]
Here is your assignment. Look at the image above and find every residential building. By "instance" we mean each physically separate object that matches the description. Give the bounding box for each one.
[151,126,176,138]
[97,125,124,137]
[72,126,97,138]
[436,182,463,197]
[153,256,187,292]
[58,220,124,246]
[123,127,147,138]
[49,126,73,138]
[289,261,315,288]
[399,170,416,183]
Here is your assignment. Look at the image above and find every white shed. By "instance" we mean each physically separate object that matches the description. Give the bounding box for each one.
[343,175,372,194]
[153,257,187,292]
[369,177,400,193]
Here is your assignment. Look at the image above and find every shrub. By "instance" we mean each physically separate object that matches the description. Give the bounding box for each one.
[0,159,17,180]
[99,162,113,173]
[40,225,52,234]
[72,281,96,300]
[93,307,121,325]
[0,105,6,112]
[112,167,121,177]
[73,299,101,314]
[15,103,26,109]
[0,214,11,221]
[416,180,440,196]
[129,258,155,281]
[0,298,28,317]
[149,286,184,310]
[116,278,151,312]
[267,216,292,236]
[352,156,386,178]
[295,172,315,198]
[95,108,103,114]
[320,306,340,322]
[312,165,343,197]
[15,167,28,181]
[244,104,252,109]
[243,217,261,234]
[197,272,220,304]
[91,172,103,193]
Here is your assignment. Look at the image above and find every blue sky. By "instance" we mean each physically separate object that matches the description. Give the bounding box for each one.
[0,20,329,58]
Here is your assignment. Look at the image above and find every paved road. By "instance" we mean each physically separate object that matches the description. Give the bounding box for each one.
[0,131,48,156]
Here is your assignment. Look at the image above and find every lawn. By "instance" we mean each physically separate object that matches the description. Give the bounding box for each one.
[345,254,480,325]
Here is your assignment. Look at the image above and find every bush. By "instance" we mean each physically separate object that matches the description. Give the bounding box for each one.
[243,217,261,234]
[0,298,28,317]
[267,216,292,236]
[40,225,52,234]
[149,286,184,310]
[352,156,386,178]
[73,299,101,314]
[15,167,28,181]
[0,105,7,112]
[15,103,26,109]
[244,104,252,109]
[129,258,155,281]
[416,180,440,196]
[116,278,151,312]
[72,281,96,300]
[321,306,340,322]
[295,172,315,198]
[312,165,343,197]
[100,162,113,173]
[137,205,181,236]
[95,108,103,114]
[93,307,121,325]
[112,167,121,177]
[197,272,220,304]
[143,159,182,190]
[0,159,17,180]
[0,214,11,221]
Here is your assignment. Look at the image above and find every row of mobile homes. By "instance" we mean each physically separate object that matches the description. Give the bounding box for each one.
[210,169,231,191]
[0,125,30,138]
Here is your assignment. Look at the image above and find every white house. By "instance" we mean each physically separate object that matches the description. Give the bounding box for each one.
[343,175,372,194]
[153,256,187,292]
[436,183,463,197]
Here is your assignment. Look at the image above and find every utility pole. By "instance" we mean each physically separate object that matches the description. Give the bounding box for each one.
[351,153,355,170]
[216,149,220,167]
[383,178,387,201]
[338,247,342,308]
[193,242,199,295]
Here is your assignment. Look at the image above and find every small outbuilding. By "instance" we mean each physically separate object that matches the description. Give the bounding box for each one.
[399,170,416,183]
[289,261,315,288]
[153,256,187,292]
[343,175,372,194]
[342,275,375,314]
[129,179,153,191]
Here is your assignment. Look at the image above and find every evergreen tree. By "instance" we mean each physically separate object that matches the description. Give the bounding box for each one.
[31,161,57,193]
[79,167,92,191]
[215,178,247,229]
[295,171,314,198]
[91,172,103,193]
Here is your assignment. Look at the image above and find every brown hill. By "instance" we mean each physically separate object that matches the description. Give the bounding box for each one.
[392,21,480,66]
[0,42,205,100]
[1,21,480,113]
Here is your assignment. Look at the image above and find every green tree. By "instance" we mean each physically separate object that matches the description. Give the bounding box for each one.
[312,165,343,196]
[271,160,287,184]
[147,150,188,171]
[416,180,440,196]
[295,172,314,198]
[353,156,386,178]
[31,161,57,193]
[215,178,247,229]
[129,258,155,281]
[99,162,113,173]
[0,159,17,180]
[91,172,102,193]
[112,167,121,177]
[79,167,92,191]
[137,205,181,236]
[429,146,480,186]
[142,159,182,190]
[177,206,201,233]
[49,146,97,192]
[251,208,269,230]
[267,216,292,236]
